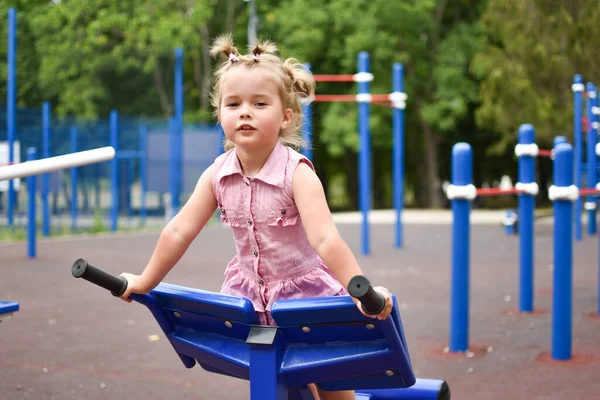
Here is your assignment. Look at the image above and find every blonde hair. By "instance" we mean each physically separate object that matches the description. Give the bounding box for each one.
[210,34,316,151]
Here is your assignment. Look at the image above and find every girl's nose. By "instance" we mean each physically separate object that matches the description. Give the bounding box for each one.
[239,104,252,119]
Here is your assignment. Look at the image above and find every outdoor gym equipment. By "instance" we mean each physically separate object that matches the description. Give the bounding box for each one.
[71,259,450,400]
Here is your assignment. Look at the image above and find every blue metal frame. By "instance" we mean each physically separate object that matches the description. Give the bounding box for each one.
[42,102,51,237]
[517,124,535,312]
[449,143,472,352]
[0,301,19,319]
[573,75,583,241]
[110,110,119,231]
[70,126,78,230]
[6,8,16,227]
[124,284,446,400]
[301,64,313,161]
[393,63,405,249]
[552,143,574,360]
[357,52,371,256]
[586,83,598,235]
[27,147,37,259]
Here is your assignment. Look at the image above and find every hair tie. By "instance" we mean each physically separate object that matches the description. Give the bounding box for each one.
[229,53,239,62]
[252,53,261,61]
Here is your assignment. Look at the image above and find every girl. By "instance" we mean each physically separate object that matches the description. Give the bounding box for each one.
[119,34,393,400]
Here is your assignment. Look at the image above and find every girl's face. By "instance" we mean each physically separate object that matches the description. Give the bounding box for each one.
[218,66,293,152]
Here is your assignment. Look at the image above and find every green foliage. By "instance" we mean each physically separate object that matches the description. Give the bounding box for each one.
[0,0,594,208]
[474,0,600,152]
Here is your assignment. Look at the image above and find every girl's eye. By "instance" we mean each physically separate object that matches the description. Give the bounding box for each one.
[226,102,238,107]
[255,102,267,107]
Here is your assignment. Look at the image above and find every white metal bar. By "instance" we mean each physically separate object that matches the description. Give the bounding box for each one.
[0,146,115,181]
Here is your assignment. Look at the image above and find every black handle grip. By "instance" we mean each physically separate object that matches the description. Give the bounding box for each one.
[71,258,128,297]
[347,275,385,315]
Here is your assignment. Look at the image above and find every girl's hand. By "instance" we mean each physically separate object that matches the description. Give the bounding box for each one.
[118,273,150,303]
[357,286,393,320]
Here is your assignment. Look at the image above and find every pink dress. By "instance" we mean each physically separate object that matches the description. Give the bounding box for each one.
[212,142,347,325]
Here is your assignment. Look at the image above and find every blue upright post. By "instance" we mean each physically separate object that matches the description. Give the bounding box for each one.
[586,84,598,235]
[174,47,183,213]
[450,143,473,352]
[357,52,371,256]
[554,136,568,148]
[70,126,78,231]
[168,117,178,219]
[551,143,574,360]
[6,8,16,227]
[110,110,119,232]
[248,330,286,400]
[302,63,313,161]
[504,210,517,236]
[127,159,134,219]
[517,124,536,312]
[42,102,50,237]
[140,125,147,225]
[573,75,584,241]
[27,147,37,259]
[393,63,405,249]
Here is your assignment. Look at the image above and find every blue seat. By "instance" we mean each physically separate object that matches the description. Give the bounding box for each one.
[133,283,415,391]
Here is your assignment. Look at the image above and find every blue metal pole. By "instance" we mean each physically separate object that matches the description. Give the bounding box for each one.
[7,8,16,227]
[42,102,50,237]
[593,91,600,317]
[248,335,285,400]
[357,52,371,256]
[110,110,119,232]
[573,75,584,241]
[174,48,183,213]
[27,147,36,259]
[70,126,78,231]
[393,63,405,249]
[127,159,134,219]
[518,124,535,312]
[554,136,568,148]
[586,84,598,235]
[552,143,574,361]
[302,63,313,161]
[450,142,472,352]
[504,209,517,236]
[168,117,177,219]
[140,125,147,225]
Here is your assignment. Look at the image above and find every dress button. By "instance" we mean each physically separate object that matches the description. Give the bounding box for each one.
[281,209,287,214]
[258,279,264,285]
[245,181,250,186]
[247,219,252,225]
[253,250,258,257]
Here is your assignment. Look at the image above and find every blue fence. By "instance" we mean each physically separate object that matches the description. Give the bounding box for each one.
[0,105,223,236]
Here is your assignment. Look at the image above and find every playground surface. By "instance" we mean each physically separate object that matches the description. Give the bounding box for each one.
[1,219,599,399]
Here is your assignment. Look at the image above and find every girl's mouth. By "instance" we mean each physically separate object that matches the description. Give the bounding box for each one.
[237,124,256,131]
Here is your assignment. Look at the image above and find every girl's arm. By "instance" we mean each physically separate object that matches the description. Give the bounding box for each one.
[119,164,218,300]
[292,162,393,318]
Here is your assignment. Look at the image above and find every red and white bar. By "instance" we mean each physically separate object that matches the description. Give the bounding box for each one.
[476,187,524,197]
[312,94,390,102]
[313,72,374,83]
[579,188,600,197]
[313,92,407,105]
[0,146,115,181]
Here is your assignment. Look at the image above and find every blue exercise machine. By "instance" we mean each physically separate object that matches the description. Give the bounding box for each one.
[0,300,19,322]
[72,259,450,400]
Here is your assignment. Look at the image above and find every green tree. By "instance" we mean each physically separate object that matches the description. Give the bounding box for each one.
[474,0,600,152]
[263,0,485,208]
[30,0,215,119]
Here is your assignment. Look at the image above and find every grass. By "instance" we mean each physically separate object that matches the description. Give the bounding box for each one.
[0,209,159,243]
[0,209,222,243]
